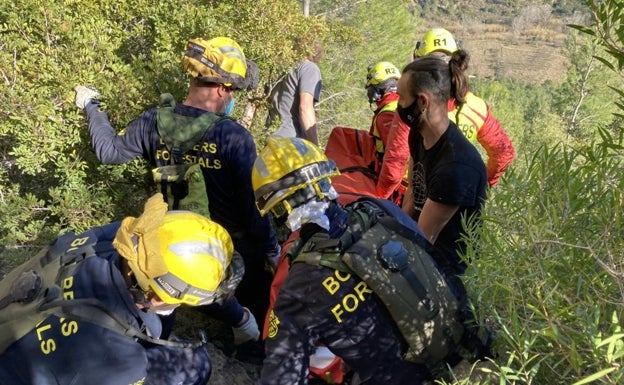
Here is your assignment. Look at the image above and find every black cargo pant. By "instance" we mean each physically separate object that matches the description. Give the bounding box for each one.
[259,262,430,385]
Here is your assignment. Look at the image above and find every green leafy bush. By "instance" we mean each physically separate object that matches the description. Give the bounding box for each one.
[464,131,624,384]
[0,0,329,248]
[2,1,623,384]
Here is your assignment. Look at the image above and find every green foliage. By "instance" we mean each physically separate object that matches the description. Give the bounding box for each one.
[552,30,621,139]
[0,0,328,248]
[571,0,624,72]
[464,133,624,384]
[470,78,567,161]
[310,0,418,142]
[2,1,624,384]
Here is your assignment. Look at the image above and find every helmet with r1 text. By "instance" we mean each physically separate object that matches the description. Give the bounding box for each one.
[413,28,458,59]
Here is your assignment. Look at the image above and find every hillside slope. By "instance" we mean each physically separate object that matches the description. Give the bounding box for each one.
[413,2,588,84]
[436,22,569,84]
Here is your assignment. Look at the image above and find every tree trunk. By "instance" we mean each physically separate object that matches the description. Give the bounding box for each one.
[302,0,310,17]
[241,102,256,130]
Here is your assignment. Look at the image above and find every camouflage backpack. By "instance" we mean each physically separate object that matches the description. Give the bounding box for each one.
[288,197,466,371]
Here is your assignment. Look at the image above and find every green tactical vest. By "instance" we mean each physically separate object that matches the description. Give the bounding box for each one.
[153,93,226,218]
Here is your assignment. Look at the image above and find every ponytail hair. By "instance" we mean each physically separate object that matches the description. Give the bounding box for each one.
[402,50,472,105]
[403,56,450,103]
[449,49,470,104]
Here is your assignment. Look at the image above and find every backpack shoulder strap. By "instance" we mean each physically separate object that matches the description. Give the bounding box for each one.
[39,297,202,349]
[156,93,227,163]
[351,197,436,253]
[288,203,379,272]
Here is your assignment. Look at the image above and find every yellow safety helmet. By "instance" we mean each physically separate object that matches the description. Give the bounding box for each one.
[182,37,247,89]
[252,137,340,218]
[365,61,400,88]
[413,28,458,59]
[149,211,235,306]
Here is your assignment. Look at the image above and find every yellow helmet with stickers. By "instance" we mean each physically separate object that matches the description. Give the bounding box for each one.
[182,36,247,89]
[413,28,458,59]
[365,61,400,88]
[150,211,235,306]
[252,137,339,217]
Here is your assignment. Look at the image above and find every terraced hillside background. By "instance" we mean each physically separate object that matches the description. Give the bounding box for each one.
[412,2,587,84]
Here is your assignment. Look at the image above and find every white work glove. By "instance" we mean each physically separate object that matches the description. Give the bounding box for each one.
[74,85,100,109]
[232,307,260,345]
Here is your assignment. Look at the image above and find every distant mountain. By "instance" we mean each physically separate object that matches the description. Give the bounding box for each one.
[415,0,590,84]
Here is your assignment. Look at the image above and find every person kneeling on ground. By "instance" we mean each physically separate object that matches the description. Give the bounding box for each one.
[251,137,476,385]
[0,194,244,385]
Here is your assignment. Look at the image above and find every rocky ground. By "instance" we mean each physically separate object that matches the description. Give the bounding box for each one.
[203,343,261,385]
[173,307,261,384]
[173,308,498,385]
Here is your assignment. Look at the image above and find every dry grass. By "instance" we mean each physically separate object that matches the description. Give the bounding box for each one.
[416,21,570,84]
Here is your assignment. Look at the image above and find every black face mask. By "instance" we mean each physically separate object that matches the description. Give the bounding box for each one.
[396,100,422,130]
[366,86,381,104]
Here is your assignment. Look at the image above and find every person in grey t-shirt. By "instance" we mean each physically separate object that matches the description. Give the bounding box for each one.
[267,59,322,145]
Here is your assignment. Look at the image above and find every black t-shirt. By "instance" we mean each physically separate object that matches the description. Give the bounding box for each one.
[408,122,487,272]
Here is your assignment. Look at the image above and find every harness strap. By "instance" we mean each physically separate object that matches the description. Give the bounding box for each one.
[339,166,378,182]
[288,202,378,272]
[0,238,104,311]
[371,100,398,159]
[39,298,202,349]
[160,165,190,210]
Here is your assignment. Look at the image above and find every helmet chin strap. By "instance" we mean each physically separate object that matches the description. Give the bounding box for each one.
[129,286,152,310]
[120,259,152,310]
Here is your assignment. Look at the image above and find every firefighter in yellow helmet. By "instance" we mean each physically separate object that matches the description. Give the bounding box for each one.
[0,194,243,385]
[252,137,434,385]
[413,27,459,58]
[365,61,401,163]
[74,36,280,363]
[364,61,412,205]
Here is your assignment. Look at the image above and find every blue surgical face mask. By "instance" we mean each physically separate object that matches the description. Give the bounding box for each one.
[224,96,235,116]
